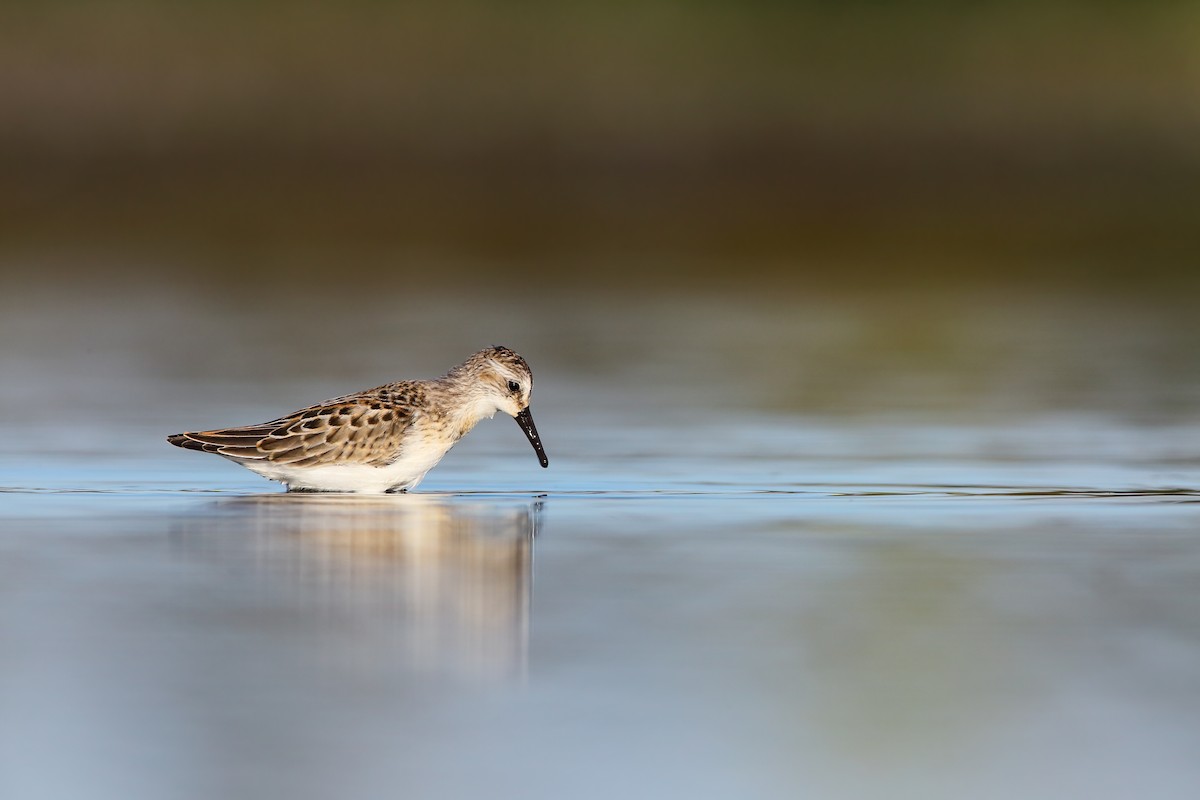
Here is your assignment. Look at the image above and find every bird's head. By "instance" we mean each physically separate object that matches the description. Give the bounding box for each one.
[452,346,548,467]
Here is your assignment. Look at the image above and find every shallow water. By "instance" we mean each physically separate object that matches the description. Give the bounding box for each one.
[2,285,1199,799]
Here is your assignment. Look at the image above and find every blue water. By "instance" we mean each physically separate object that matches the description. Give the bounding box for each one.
[2,287,1199,799]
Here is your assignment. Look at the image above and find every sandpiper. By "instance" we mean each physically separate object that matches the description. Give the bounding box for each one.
[168,346,548,493]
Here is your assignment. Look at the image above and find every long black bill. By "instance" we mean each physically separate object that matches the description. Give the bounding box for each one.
[514,407,549,468]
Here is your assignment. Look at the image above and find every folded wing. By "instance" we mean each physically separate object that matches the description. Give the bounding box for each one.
[167,401,413,468]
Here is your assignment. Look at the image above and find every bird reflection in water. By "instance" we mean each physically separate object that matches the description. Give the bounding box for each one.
[173,494,540,684]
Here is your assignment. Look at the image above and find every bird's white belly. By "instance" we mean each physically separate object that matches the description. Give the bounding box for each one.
[242,440,453,493]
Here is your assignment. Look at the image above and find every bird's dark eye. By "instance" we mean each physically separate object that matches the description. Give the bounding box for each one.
[507,380,521,393]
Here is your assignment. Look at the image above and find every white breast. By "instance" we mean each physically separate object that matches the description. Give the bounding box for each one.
[240,428,459,493]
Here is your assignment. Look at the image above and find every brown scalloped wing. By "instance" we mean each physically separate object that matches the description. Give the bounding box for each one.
[173,401,413,467]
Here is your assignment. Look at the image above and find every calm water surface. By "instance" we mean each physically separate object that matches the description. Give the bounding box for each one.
[1,285,1199,799]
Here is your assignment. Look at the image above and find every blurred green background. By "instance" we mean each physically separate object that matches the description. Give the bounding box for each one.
[0,0,1197,292]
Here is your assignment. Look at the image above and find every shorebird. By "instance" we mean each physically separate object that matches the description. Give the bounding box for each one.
[167,346,548,493]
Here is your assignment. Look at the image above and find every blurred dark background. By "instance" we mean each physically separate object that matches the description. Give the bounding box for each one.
[1,0,1197,293]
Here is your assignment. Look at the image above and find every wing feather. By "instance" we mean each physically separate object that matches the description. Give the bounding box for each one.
[168,392,416,467]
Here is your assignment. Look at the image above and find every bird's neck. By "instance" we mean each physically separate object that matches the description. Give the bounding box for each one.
[433,375,499,439]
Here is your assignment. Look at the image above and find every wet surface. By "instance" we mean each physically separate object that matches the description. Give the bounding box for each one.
[2,287,1199,799]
